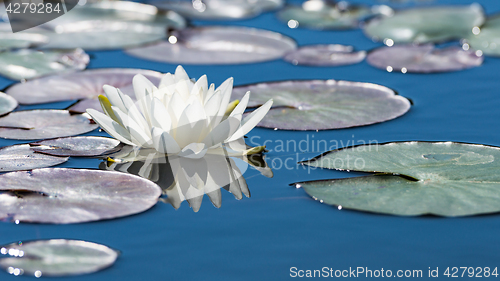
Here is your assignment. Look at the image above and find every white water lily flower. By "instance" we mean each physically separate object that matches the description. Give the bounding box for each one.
[86,66,273,158]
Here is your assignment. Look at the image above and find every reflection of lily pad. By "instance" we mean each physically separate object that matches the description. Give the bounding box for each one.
[283,44,366,66]
[277,2,373,30]
[231,80,411,130]
[367,45,483,73]
[31,136,123,157]
[0,49,89,81]
[0,110,98,140]
[6,68,163,107]
[0,92,17,116]
[465,15,500,56]
[299,142,500,217]
[363,5,484,43]
[0,144,68,172]
[125,26,297,65]
[0,168,162,223]
[0,239,119,277]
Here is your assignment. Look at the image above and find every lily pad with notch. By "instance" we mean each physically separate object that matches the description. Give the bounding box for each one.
[0,168,162,223]
[0,144,68,172]
[30,136,123,157]
[298,141,500,216]
[0,110,98,140]
[231,80,411,130]
[0,239,119,277]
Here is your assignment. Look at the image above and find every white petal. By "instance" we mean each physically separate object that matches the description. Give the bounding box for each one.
[227,99,273,142]
[228,91,250,121]
[167,92,187,126]
[204,83,216,104]
[174,79,191,101]
[159,72,175,88]
[191,74,207,99]
[86,109,135,146]
[112,106,153,147]
[151,127,181,154]
[150,98,172,132]
[212,77,233,127]
[103,85,129,113]
[174,65,190,82]
[133,74,157,103]
[178,143,208,159]
[202,116,241,148]
[204,89,222,123]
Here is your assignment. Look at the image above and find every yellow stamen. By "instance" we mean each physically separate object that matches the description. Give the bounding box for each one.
[98,95,120,124]
[224,100,239,116]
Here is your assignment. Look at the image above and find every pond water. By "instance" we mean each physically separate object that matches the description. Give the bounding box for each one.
[1,0,500,279]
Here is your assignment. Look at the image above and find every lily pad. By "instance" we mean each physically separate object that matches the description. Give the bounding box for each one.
[30,136,123,157]
[0,49,89,81]
[231,80,411,130]
[284,44,366,66]
[6,68,163,106]
[465,14,500,57]
[125,26,297,65]
[0,168,162,223]
[0,144,68,172]
[148,0,283,20]
[0,239,119,277]
[277,1,374,30]
[0,33,48,51]
[0,92,17,116]
[0,110,98,140]
[367,45,483,73]
[363,4,485,43]
[299,141,500,217]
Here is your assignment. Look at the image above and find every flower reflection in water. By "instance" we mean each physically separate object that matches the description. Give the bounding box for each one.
[100,145,272,212]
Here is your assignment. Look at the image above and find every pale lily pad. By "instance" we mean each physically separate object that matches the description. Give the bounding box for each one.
[0,33,48,51]
[125,26,297,65]
[0,239,119,277]
[149,0,283,20]
[31,136,123,157]
[465,14,500,57]
[0,110,98,140]
[367,45,483,73]
[277,1,374,30]
[363,4,485,43]
[0,49,89,81]
[6,68,163,107]
[0,92,17,116]
[284,44,366,66]
[231,80,411,130]
[0,144,68,172]
[0,168,162,223]
[299,142,500,217]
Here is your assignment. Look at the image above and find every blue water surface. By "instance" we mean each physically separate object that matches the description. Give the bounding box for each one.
[1,0,500,280]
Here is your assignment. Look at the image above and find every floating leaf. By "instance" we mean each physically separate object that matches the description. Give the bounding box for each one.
[0,33,48,51]
[0,144,68,172]
[0,49,89,81]
[367,45,483,73]
[283,44,366,66]
[31,136,123,157]
[277,1,374,30]
[125,26,297,65]
[0,239,119,277]
[465,15,500,56]
[148,0,283,20]
[0,168,162,223]
[231,80,411,130]
[0,110,98,140]
[6,68,163,106]
[363,4,485,43]
[0,92,17,116]
[299,142,500,217]
[20,2,186,50]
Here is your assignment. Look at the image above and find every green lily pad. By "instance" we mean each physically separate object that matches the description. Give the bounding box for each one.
[0,239,119,277]
[231,80,411,130]
[363,4,485,44]
[299,141,500,217]
[0,92,17,116]
[0,110,98,140]
[0,49,89,81]
[0,33,48,51]
[465,14,500,56]
[0,144,68,172]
